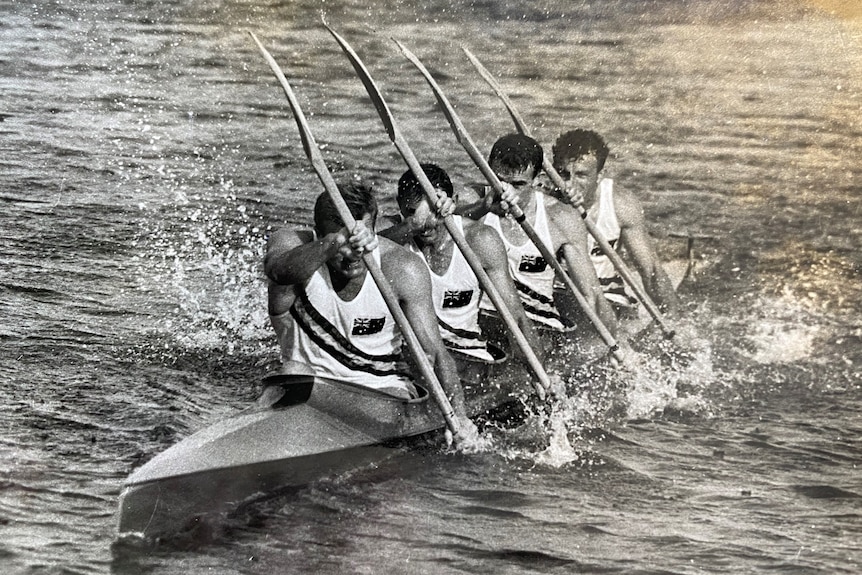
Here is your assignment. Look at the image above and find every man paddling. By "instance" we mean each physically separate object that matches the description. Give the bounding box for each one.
[265,183,477,436]
[551,129,680,316]
[457,134,619,340]
[381,163,546,374]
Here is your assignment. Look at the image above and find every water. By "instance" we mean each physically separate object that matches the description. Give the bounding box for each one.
[2,0,861,573]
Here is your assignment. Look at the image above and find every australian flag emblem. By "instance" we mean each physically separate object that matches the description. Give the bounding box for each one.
[519,255,547,273]
[443,289,473,308]
[352,317,385,335]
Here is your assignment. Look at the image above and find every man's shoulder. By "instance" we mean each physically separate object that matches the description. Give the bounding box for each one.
[379,236,423,267]
[463,218,502,248]
[461,216,488,233]
[543,196,587,244]
[542,193,568,210]
[607,183,646,226]
[605,180,638,206]
[378,237,430,293]
[544,195,581,223]
[268,226,314,245]
[265,227,314,264]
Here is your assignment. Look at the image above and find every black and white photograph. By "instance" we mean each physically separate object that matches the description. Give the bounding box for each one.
[1,0,860,573]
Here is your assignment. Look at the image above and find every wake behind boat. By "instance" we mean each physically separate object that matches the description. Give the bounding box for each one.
[116,362,531,540]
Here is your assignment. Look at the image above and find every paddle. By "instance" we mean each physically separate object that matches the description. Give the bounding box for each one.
[322,23,559,399]
[394,40,626,365]
[462,47,677,341]
[248,32,461,437]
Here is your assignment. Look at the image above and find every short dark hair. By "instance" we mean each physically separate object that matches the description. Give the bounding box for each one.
[313,182,378,232]
[397,163,454,208]
[488,133,543,177]
[552,129,610,172]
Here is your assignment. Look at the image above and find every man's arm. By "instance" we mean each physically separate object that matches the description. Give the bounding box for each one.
[379,193,455,245]
[454,184,498,220]
[264,222,378,286]
[377,218,414,245]
[379,242,468,419]
[615,190,681,314]
[264,227,338,286]
[265,228,318,316]
[549,201,620,337]
[464,222,546,363]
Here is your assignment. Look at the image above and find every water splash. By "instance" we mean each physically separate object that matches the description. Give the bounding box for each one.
[131,189,275,363]
[741,293,823,364]
[533,395,595,468]
[445,421,496,454]
[487,366,618,469]
[623,335,716,419]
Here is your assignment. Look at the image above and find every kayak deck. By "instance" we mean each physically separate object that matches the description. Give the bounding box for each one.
[117,367,530,539]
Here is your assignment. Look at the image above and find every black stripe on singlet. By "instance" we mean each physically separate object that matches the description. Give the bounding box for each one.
[290,288,410,378]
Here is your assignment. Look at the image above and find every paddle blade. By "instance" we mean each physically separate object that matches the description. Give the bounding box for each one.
[324,22,398,142]
[461,46,530,137]
[394,40,468,146]
[248,31,360,233]
[395,39,518,216]
[248,32,320,166]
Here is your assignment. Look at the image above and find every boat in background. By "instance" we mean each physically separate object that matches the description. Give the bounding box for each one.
[117,361,531,540]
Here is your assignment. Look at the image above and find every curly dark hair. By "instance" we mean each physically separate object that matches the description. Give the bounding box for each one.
[488,133,544,177]
[397,163,454,208]
[552,129,610,173]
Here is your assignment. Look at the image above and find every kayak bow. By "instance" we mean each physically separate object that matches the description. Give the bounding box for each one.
[117,367,528,539]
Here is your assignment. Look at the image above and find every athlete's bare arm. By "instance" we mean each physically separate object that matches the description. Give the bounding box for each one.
[264,228,320,287]
[613,189,680,314]
[379,241,468,418]
[454,184,503,220]
[463,221,546,363]
[265,219,379,316]
[264,228,316,316]
[548,199,620,336]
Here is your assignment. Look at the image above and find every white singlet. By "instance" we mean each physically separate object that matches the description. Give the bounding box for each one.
[482,192,570,331]
[589,178,637,307]
[407,216,497,362]
[269,249,416,397]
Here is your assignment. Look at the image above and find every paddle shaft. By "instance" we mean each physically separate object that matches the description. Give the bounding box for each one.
[324,23,555,398]
[395,40,623,363]
[463,47,675,340]
[249,32,460,436]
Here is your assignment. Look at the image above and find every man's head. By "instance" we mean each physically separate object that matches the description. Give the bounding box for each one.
[313,182,378,279]
[313,181,378,235]
[552,129,609,204]
[552,129,609,174]
[488,134,544,182]
[397,163,453,209]
[397,163,453,245]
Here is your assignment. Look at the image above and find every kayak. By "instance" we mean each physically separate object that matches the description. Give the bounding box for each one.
[555,257,692,334]
[116,359,530,540]
[117,257,703,539]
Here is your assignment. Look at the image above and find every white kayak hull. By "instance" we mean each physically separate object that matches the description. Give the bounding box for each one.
[117,366,529,539]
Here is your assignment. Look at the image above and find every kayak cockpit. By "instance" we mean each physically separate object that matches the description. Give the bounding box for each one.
[257,370,431,411]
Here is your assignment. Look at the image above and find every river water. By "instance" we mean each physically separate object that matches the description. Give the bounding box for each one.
[1,0,861,573]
